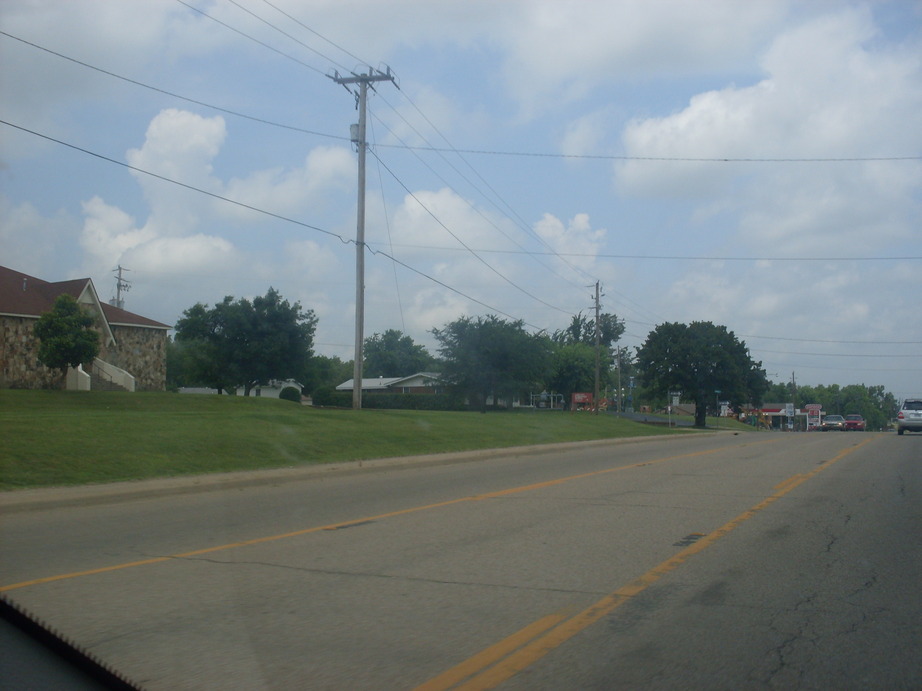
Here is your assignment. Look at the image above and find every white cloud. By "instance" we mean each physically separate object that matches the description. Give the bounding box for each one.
[222,146,354,219]
[0,197,74,275]
[560,110,611,158]
[533,212,605,273]
[389,187,520,254]
[499,0,786,113]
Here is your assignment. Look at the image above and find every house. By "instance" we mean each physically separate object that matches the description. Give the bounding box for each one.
[0,265,170,391]
[336,372,443,394]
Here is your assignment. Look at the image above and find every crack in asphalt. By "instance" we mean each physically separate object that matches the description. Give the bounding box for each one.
[152,553,608,597]
[761,591,821,686]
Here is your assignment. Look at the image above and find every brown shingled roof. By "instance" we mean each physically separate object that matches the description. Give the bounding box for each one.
[0,265,170,329]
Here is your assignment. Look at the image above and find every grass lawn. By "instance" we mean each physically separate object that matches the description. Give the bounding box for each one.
[0,390,727,490]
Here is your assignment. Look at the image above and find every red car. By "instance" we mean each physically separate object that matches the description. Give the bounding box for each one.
[844,414,866,431]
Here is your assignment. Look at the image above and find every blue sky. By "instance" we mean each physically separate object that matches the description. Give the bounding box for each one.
[2,0,920,398]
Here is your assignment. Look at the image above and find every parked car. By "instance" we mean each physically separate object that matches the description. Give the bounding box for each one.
[896,398,922,435]
[844,414,865,431]
[821,414,847,431]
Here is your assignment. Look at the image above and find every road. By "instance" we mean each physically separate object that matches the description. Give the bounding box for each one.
[1,431,920,689]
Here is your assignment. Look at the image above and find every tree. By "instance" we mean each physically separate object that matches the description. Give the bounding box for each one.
[34,294,100,382]
[301,354,353,395]
[174,288,317,395]
[795,382,897,431]
[553,312,625,348]
[550,312,625,408]
[636,321,768,428]
[432,315,550,412]
[363,329,436,377]
[546,342,597,406]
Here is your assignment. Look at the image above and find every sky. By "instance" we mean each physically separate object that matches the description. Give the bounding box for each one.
[1,0,920,399]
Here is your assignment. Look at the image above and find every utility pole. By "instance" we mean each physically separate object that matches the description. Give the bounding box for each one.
[593,281,601,415]
[330,67,396,410]
[112,265,130,309]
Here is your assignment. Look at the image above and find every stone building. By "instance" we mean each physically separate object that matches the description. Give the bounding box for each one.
[0,265,170,391]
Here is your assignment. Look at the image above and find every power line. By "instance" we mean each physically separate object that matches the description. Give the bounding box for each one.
[2,118,552,331]
[257,0,369,69]
[0,30,347,142]
[374,144,922,163]
[6,30,915,167]
[0,119,350,242]
[369,149,573,315]
[362,241,920,263]
[174,0,327,75]
[375,93,599,286]
[223,0,352,73]
[755,349,916,358]
[369,109,593,294]
[743,335,922,345]
[369,248,545,331]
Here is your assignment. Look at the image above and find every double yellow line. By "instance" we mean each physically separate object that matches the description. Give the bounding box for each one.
[415,435,878,690]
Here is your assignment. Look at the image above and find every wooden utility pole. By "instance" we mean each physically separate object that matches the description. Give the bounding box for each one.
[593,281,601,414]
[330,67,396,410]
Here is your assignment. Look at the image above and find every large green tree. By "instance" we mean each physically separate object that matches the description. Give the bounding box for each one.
[553,312,625,348]
[432,315,550,412]
[174,288,317,395]
[34,294,100,382]
[549,312,625,408]
[637,321,768,428]
[363,329,436,377]
[546,342,597,405]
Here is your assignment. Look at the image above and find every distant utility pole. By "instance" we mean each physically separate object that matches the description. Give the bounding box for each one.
[593,281,601,415]
[112,265,131,310]
[329,66,397,410]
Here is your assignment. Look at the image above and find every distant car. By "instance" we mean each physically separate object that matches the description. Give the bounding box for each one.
[844,414,865,431]
[896,398,922,435]
[821,414,847,431]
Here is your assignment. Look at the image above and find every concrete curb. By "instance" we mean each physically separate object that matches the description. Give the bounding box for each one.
[0,433,712,513]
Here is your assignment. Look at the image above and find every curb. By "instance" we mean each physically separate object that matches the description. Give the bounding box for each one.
[0,433,710,513]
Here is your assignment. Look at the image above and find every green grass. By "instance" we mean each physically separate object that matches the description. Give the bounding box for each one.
[0,390,697,490]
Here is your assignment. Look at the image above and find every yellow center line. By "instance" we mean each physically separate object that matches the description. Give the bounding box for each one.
[417,435,879,691]
[0,438,775,593]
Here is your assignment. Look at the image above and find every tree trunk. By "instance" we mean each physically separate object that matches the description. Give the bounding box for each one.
[694,401,708,428]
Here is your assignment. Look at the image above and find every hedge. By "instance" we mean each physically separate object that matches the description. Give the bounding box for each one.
[310,388,465,411]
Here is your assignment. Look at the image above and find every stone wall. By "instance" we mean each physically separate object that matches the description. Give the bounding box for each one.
[0,315,167,391]
[107,325,167,391]
[0,315,64,388]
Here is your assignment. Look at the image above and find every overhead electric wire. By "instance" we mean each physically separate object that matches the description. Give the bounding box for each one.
[258,0,369,68]
[223,0,605,297]
[4,31,913,166]
[368,248,545,330]
[369,116,407,332]
[174,0,327,75]
[754,349,916,358]
[378,92,600,287]
[0,30,347,142]
[744,335,922,345]
[374,144,922,163]
[222,0,352,73]
[368,110,592,295]
[369,148,573,315]
[1,118,548,332]
[360,241,919,263]
[0,119,350,242]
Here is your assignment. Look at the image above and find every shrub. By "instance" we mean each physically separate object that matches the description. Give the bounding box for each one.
[279,386,302,403]
[311,386,351,407]
[361,393,465,411]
